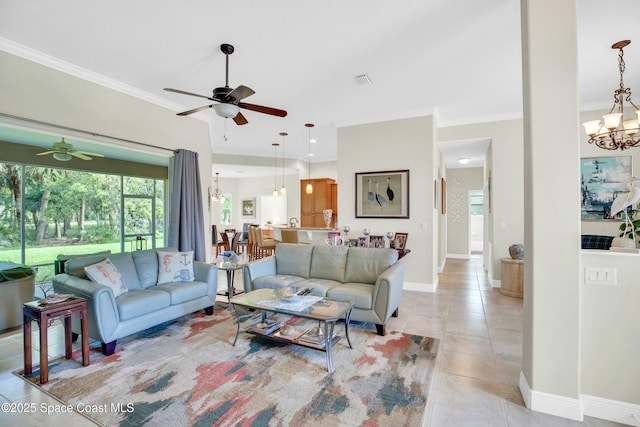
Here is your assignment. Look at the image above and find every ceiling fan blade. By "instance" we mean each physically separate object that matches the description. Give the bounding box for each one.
[164,88,214,101]
[177,105,214,116]
[36,150,56,156]
[226,85,255,102]
[233,112,248,126]
[239,102,287,117]
[76,151,104,158]
[71,152,92,160]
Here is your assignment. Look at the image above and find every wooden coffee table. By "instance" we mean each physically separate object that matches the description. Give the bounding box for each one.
[230,288,354,373]
[23,296,90,384]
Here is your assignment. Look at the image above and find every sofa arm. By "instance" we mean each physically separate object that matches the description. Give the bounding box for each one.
[194,261,218,299]
[52,274,119,343]
[242,256,277,292]
[372,262,405,323]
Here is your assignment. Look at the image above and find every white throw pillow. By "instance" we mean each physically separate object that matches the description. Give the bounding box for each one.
[157,251,195,285]
[84,258,128,297]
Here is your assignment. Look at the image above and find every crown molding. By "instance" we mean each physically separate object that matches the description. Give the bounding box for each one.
[0,37,212,123]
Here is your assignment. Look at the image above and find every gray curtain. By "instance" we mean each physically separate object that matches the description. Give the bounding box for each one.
[168,149,206,261]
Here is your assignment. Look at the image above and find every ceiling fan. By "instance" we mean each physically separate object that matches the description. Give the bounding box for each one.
[36,138,104,161]
[164,43,287,125]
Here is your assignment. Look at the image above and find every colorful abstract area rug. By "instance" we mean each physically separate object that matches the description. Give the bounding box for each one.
[14,308,439,427]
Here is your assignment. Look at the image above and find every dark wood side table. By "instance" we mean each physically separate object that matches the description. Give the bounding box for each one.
[23,297,90,384]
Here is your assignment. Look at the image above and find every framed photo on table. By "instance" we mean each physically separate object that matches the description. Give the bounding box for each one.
[355,170,410,218]
[394,232,408,250]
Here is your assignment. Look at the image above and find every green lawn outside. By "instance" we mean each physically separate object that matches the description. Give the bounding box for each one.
[0,242,122,283]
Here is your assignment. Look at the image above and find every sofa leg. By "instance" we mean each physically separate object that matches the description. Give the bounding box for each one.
[375,324,386,336]
[392,308,399,318]
[204,306,214,315]
[71,332,79,342]
[101,341,117,356]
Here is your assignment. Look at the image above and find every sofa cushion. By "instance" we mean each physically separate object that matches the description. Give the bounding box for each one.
[156,280,209,305]
[275,243,313,278]
[131,248,161,288]
[65,254,111,279]
[116,289,171,321]
[344,248,398,284]
[327,283,374,310]
[157,251,195,285]
[310,245,348,282]
[84,258,128,297]
[107,252,142,290]
[253,275,305,290]
[296,278,343,296]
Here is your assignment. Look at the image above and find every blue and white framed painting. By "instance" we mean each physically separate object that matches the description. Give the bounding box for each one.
[581,156,632,220]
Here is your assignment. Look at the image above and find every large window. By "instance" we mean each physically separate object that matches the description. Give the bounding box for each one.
[220,194,232,226]
[0,163,166,282]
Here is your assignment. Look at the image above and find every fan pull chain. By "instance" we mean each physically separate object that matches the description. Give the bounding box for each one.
[224,119,228,142]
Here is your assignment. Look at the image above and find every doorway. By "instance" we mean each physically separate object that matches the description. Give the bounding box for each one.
[469,190,484,256]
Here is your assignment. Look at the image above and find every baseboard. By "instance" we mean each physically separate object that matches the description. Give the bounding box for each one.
[446,253,470,259]
[519,372,583,421]
[403,281,437,293]
[491,279,501,288]
[582,394,640,426]
[520,372,640,425]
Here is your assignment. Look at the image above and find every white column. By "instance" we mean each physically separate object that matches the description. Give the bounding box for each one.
[520,0,582,421]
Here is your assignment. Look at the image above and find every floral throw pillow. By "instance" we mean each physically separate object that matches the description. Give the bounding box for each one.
[84,258,128,297]
[157,251,195,285]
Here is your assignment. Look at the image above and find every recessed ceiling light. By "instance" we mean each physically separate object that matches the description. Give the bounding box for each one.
[308,153,315,157]
[310,139,317,143]
[457,157,471,165]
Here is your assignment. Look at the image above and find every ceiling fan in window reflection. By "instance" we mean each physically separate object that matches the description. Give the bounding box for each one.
[36,138,104,161]
[164,43,287,124]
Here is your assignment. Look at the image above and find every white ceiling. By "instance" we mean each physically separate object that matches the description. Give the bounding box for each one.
[1,0,639,176]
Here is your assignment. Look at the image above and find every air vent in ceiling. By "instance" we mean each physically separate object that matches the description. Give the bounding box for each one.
[354,73,372,85]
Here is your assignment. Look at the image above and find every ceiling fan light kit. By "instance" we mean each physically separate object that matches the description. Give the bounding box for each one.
[164,43,287,125]
[53,152,72,161]
[583,40,640,150]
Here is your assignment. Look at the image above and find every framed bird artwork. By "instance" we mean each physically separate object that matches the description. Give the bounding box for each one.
[580,156,632,221]
[355,170,409,218]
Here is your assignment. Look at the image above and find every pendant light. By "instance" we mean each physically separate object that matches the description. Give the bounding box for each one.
[212,172,224,202]
[305,123,314,194]
[279,132,288,196]
[272,142,280,198]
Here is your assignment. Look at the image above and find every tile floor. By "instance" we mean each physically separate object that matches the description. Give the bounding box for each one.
[0,256,626,426]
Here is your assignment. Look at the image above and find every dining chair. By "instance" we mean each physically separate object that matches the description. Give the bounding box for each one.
[280,228,299,244]
[212,225,227,256]
[255,227,276,258]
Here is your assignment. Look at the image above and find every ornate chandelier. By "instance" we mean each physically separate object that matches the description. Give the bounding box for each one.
[583,40,640,150]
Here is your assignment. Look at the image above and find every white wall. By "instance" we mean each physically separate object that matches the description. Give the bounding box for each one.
[580,252,640,409]
[338,116,437,288]
[446,167,484,256]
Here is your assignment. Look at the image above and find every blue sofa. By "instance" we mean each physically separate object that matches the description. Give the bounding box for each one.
[242,243,405,335]
[52,247,218,355]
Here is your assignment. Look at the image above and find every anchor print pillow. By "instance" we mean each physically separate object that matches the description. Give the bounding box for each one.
[84,258,128,297]
[157,250,195,285]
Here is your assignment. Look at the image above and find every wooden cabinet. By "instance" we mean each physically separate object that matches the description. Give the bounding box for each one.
[300,178,337,227]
